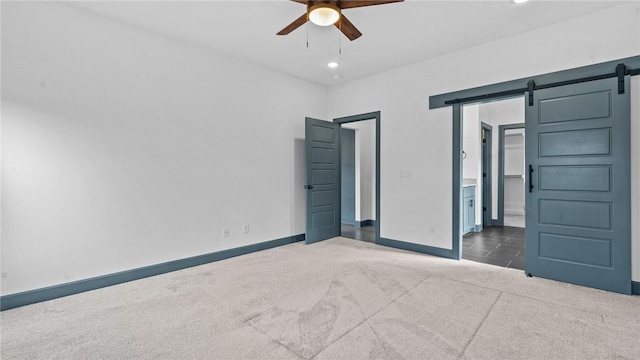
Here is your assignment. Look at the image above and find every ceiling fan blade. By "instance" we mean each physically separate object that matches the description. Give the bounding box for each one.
[277,13,308,35]
[290,0,309,4]
[339,0,403,9]
[335,15,362,41]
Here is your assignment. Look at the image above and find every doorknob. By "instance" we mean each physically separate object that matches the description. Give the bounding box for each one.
[304,185,314,190]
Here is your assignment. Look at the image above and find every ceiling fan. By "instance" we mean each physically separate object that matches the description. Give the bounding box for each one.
[277,0,404,41]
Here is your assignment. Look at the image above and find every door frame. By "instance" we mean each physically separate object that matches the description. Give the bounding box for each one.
[497,123,525,227]
[429,56,639,269]
[333,111,381,243]
[481,122,493,228]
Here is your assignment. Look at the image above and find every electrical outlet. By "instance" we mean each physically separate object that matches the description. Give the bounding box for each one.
[243,224,250,234]
[223,227,230,238]
[400,169,412,178]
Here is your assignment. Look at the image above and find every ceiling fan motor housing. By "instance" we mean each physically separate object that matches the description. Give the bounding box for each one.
[308,1,342,26]
[277,0,404,41]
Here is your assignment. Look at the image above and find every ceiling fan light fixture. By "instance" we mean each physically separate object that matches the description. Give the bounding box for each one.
[309,4,341,27]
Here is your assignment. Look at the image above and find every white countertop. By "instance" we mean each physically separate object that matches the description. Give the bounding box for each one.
[462,178,477,187]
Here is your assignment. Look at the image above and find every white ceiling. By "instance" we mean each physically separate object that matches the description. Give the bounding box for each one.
[67,0,627,86]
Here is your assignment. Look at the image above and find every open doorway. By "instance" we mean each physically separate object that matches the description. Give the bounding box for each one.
[340,120,376,243]
[499,124,526,228]
[437,59,635,294]
[304,112,380,245]
[461,97,525,270]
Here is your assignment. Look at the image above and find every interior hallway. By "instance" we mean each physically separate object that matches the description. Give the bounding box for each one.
[341,224,375,243]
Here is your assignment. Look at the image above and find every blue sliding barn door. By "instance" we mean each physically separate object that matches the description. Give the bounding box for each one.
[305,117,341,244]
[525,77,631,294]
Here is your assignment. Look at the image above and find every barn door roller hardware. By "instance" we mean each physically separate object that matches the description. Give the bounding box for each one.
[443,62,639,107]
[526,63,635,106]
[616,64,626,94]
[527,80,535,106]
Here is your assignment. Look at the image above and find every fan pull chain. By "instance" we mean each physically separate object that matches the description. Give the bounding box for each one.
[339,25,342,54]
[339,19,342,55]
[306,19,309,48]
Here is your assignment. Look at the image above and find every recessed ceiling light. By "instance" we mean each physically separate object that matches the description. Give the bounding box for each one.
[513,0,529,3]
[327,62,339,69]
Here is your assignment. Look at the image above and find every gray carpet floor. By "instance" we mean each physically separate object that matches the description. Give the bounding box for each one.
[2,237,639,359]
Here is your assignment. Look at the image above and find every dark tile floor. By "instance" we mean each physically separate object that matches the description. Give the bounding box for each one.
[341,224,376,243]
[462,226,525,270]
[341,224,524,270]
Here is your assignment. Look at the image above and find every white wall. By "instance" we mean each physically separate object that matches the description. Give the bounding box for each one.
[1,2,327,295]
[479,98,525,219]
[328,2,640,281]
[462,105,480,183]
[462,104,482,223]
[344,120,376,222]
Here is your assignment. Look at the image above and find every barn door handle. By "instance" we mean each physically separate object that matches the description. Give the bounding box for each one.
[528,165,534,193]
[304,185,314,190]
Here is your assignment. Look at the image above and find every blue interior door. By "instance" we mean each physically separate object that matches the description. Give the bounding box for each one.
[525,76,631,294]
[305,117,341,244]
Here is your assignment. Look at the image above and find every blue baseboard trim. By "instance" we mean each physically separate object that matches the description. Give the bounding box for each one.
[0,234,305,311]
[473,225,483,232]
[356,219,376,228]
[378,237,458,260]
[633,281,640,295]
